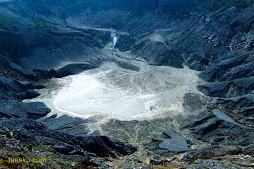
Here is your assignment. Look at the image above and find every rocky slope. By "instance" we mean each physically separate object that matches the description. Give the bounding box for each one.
[0,0,254,168]
[131,2,254,168]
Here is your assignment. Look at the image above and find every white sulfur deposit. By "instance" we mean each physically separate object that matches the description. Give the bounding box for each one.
[52,62,201,121]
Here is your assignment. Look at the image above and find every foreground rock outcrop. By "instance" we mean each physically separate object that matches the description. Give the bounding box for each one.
[0,118,136,169]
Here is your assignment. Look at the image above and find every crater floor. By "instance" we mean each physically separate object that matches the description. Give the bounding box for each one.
[42,61,202,121]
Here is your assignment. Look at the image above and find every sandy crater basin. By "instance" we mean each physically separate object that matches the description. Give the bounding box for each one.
[53,62,201,121]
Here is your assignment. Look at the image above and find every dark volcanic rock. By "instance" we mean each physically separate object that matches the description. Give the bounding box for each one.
[183,93,209,112]
[0,118,136,168]
[17,89,40,100]
[187,156,254,169]
[148,130,189,154]
[131,33,185,68]
[115,34,136,51]
[33,69,58,80]
[77,136,137,157]
[56,63,98,78]
[0,118,137,157]
[198,77,254,98]
[0,99,50,119]
[179,110,254,169]
[53,144,75,155]
[185,111,254,154]
[43,115,96,136]
[216,95,254,122]
[23,102,51,119]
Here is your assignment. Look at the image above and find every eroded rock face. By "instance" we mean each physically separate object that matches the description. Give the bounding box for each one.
[131,35,185,68]
[148,130,189,154]
[0,118,136,168]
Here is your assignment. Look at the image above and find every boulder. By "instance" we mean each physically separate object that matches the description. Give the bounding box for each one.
[148,130,189,154]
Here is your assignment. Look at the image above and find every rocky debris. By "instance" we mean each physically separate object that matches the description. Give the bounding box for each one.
[0,72,50,119]
[42,115,97,136]
[186,111,254,139]
[150,152,254,169]
[187,157,254,169]
[183,93,210,112]
[115,34,135,51]
[191,7,254,123]
[0,72,49,120]
[0,54,31,80]
[0,12,113,71]
[181,111,254,165]
[199,50,253,83]
[190,117,222,138]
[198,0,254,11]
[32,63,99,79]
[159,121,254,168]
[184,145,243,162]
[0,77,42,101]
[198,76,254,98]
[56,63,98,78]
[131,35,185,68]
[32,69,58,80]
[0,118,136,168]
[17,89,40,100]
[216,95,254,123]
[148,130,189,154]
[0,99,50,119]
[212,109,244,127]
[230,4,254,33]
[24,102,51,119]
[0,24,137,167]
[185,53,212,71]
[144,4,254,136]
